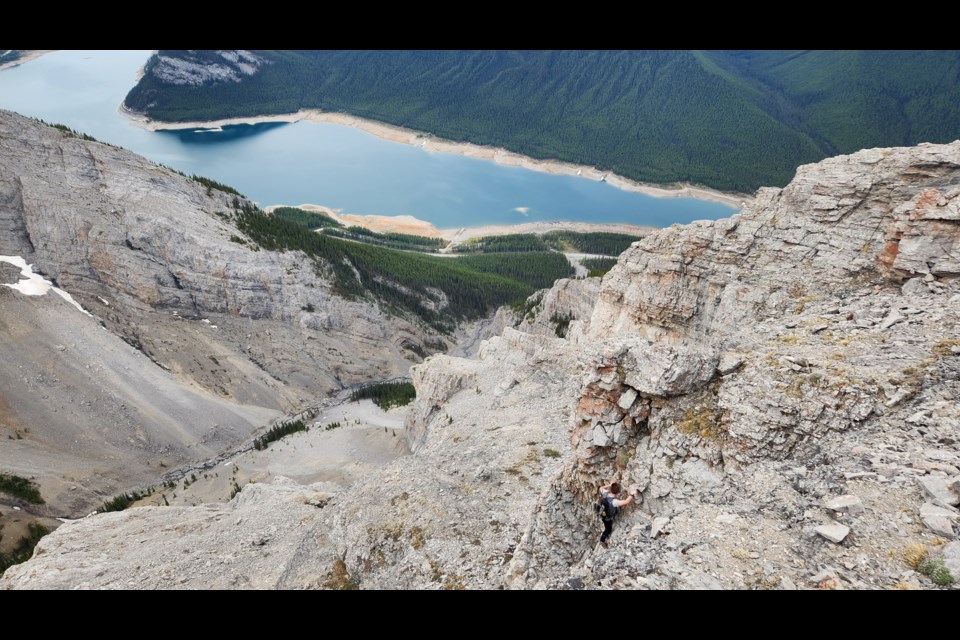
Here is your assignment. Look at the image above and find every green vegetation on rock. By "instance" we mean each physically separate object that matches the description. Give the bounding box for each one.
[542,231,639,256]
[254,418,308,450]
[233,205,572,329]
[0,474,44,504]
[189,174,242,196]
[454,234,549,254]
[918,556,954,586]
[580,257,618,278]
[324,226,446,252]
[350,381,416,410]
[455,252,573,290]
[271,206,344,230]
[100,490,147,513]
[0,523,49,576]
[454,231,640,256]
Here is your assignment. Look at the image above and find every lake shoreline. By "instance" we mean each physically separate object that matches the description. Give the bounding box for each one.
[266,203,657,242]
[0,50,56,72]
[122,105,751,210]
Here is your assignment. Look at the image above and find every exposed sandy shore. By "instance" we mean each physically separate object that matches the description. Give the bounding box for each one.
[123,106,751,209]
[0,50,55,72]
[266,203,656,242]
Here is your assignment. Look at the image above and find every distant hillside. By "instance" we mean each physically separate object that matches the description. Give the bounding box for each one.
[706,50,960,156]
[124,50,960,192]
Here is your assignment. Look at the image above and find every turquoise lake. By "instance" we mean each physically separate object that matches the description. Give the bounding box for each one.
[0,50,736,228]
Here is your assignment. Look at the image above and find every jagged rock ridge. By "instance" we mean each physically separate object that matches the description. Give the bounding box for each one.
[4,139,960,590]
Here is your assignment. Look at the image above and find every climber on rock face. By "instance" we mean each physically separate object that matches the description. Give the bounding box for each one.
[596,480,637,548]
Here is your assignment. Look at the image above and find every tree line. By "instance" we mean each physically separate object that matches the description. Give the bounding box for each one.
[271,206,344,230]
[350,381,416,410]
[323,226,447,252]
[580,257,618,277]
[455,231,640,256]
[233,205,573,330]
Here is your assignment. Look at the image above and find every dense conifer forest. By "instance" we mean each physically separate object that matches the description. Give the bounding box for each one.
[233,205,573,330]
[126,50,960,192]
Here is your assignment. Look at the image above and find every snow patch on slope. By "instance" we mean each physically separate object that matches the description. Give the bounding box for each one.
[0,255,91,316]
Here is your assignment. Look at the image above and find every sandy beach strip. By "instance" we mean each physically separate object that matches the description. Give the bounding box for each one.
[266,203,655,243]
[123,106,751,209]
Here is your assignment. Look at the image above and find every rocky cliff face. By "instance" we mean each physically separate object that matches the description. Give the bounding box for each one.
[146,51,265,87]
[5,140,959,590]
[1,477,339,589]
[591,145,960,342]
[514,276,601,340]
[533,143,960,589]
[0,110,429,517]
[0,110,426,401]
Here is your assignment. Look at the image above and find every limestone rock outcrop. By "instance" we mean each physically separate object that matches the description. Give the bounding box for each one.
[591,144,960,342]
[6,136,960,590]
[514,276,601,341]
[0,110,429,517]
[0,477,338,590]
[146,50,266,87]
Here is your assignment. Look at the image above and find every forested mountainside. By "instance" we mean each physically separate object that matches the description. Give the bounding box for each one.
[125,50,960,192]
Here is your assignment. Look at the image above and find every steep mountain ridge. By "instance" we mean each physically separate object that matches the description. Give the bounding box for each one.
[0,112,427,401]
[5,139,958,589]
[590,143,960,341]
[0,286,277,516]
[0,110,430,517]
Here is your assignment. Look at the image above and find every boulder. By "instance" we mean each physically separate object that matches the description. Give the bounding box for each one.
[815,524,851,544]
[824,495,864,514]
